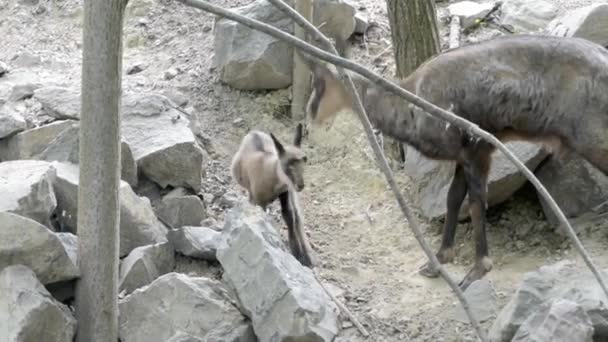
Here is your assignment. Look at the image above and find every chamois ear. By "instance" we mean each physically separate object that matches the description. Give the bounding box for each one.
[293,123,303,147]
[269,132,285,156]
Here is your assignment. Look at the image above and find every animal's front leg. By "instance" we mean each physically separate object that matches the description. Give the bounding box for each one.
[419,164,468,278]
[458,149,492,290]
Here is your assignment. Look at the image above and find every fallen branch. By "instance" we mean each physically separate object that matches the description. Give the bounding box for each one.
[313,271,370,337]
[174,0,608,337]
[175,0,487,339]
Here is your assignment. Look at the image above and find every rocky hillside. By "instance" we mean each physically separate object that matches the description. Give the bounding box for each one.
[1,0,608,341]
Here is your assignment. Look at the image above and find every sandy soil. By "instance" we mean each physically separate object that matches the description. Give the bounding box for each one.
[1,0,608,340]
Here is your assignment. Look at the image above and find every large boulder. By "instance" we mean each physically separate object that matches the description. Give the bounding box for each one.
[0,212,79,284]
[119,241,175,295]
[33,86,81,120]
[0,265,77,342]
[500,0,561,33]
[51,162,167,257]
[121,92,204,192]
[547,4,608,47]
[213,0,356,90]
[451,279,497,324]
[168,226,221,261]
[511,299,594,342]
[0,119,76,161]
[155,187,207,228]
[489,260,608,341]
[404,142,548,220]
[118,272,255,342]
[535,154,608,229]
[35,122,139,187]
[0,160,57,226]
[0,104,26,139]
[217,201,340,341]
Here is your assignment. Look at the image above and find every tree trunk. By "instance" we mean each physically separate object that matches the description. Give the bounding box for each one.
[75,0,127,341]
[384,0,440,163]
[291,0,313,121]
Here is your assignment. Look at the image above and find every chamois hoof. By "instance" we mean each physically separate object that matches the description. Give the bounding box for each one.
[458,257,493,290]
[418,262,440,278]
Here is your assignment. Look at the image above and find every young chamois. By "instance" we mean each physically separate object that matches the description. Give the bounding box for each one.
[230,124,313,267]
[304,34,608,289]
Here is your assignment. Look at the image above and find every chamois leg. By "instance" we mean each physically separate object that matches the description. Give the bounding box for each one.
[578,147,608,176]
[278,191,312,267]
[459,149,492,290]
[419,164,468,278]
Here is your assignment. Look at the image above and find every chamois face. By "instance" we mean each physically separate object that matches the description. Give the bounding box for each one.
[305,62,351,128]
[270,124,308,191]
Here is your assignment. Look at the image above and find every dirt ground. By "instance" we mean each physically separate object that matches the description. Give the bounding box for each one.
[2,0,608,340]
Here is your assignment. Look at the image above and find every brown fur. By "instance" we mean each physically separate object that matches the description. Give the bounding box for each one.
[230,124,313,267]
[303,34,608,289]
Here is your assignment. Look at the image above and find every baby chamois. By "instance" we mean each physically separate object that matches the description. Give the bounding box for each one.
[230,124,313,267]
[304,34,608,289]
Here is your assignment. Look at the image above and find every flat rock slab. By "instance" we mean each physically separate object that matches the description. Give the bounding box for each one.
[121,92,204,192]
[33,86,81,120]
[405,142,548,220]
[119,272,254,342]
[217,201,339,342]
[0,265,77,342]
[51,162,167,257]
[0,212,79,284]
[447,1,496,28]
[168,226,220,261]
[156,187,207,228]
[0,160,57,226]
[0,119,77,161]
[490,260,608,341]
[0,104,26,138]
[451,279,497,323]
[500,0,561,33]
[119,241,175,295]
[547,4,608,47]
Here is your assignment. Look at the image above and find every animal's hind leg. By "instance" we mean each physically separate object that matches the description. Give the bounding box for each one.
[458,146,493,290]
[419,164,468,278]
[278,192,311,266]
[578,147,608,176]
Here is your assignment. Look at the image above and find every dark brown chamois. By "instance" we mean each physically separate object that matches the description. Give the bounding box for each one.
[231,124,314,267]
[304,34,608,289]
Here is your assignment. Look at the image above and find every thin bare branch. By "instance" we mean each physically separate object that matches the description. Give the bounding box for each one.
[173,0,608,338]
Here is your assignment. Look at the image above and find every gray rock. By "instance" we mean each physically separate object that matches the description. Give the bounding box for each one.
[0,61,8,77]
[452,279,497,323]
[168,226,221,260]
[162,89,189,108]
[9,82,41,101]
[119,241,175,295]
[490,260,608,341]
[121,92,204,192]
[447,1,496,28]
[0,160,57,226]
[33,86,81,120]
[213,0,355,90]
[353,13,369,35]
[500,0,561,33]
[405,142,548,220]
[217,201,339,342]
[11,52,42,68]
[0,265,76,342]
[51,162,168,257]
[0,104,26,139]
[547,4,608,48]
[0,212,79,284]
[511,299,593,342]
[156,188,207,228]
[167,332,203,342]
[536,153,608,229]
[35,123,139,187]
[164,68,178,80]
[56,232,78,267]
[219,190,240,208]
[118,272,254,342]
[0,119,76,161]
[127,62,147,75]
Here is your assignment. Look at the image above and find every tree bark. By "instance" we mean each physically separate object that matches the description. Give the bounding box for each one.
[384,0,440,162]
[75,0,127,341]
[291,0,313,121]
